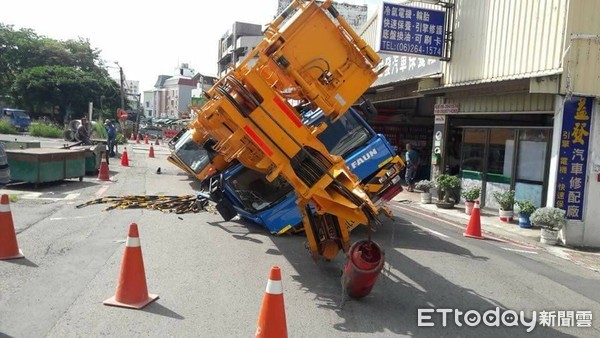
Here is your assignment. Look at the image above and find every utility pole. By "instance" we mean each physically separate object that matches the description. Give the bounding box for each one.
[134,93,141,136]
[119,65,126,110]
[114,61,128,137]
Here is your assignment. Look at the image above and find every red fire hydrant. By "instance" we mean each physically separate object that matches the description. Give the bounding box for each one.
[342,240,385,299]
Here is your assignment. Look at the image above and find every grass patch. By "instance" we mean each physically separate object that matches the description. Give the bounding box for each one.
[0,119,19,134]
[29,122,63,138]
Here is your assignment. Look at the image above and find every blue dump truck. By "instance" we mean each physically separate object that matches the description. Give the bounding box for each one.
[1,108,31,131]
[168,106,405,234]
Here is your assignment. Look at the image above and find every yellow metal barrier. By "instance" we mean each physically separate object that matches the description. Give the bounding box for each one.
[190,0,384,260]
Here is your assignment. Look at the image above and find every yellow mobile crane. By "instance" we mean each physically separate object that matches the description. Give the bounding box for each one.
[190,0,389,261]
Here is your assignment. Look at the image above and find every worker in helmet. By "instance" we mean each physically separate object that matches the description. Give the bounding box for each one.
[105,119,117,157]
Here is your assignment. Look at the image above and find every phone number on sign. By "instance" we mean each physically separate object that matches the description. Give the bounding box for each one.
[381,41,441,56]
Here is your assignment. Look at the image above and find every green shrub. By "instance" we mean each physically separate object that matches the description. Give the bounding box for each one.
[415,180,435,193]
[461,186,481,202]
[530,207,566,230]
[493,190,515,211]
[0,119,19,134]
[515,200,536,215]
[435,174,460,203]
[29,122,63,138]
[436,174,460,191]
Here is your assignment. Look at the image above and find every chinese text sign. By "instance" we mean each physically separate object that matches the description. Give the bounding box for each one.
[374,53,440,86]
[555,97,593,220]
[378,3,446,58]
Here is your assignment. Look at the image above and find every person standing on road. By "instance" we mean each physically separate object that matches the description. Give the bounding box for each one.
[105,119,117,157]
[76,117,92,145]
[404,143,419,192]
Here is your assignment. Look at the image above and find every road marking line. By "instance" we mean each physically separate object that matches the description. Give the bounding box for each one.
[95,184,110,198]
[50,214,98,221]
[19,192,81,201]
[411,223,450,239]
[501,247,538,254]
[391,204,538,251]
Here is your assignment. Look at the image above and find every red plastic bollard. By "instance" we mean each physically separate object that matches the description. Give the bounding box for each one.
[342,240,385,299]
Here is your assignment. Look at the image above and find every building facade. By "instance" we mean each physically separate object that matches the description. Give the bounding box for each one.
[360,1,442,183]
[162,77,196,119]
[363,0,600,247]
[217,22,263,77]
[190,73,218,117]
[125,80,139,97]
[143,90,155,118]
[175,63,195,77]
[147,65,198,119]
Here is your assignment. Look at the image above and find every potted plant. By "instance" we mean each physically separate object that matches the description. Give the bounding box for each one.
[515,200,536,228]
[435,174,460,209]
[461,186,481,215]
[492,190,515,222]
[415,180,435,204]
[530,207,566,245]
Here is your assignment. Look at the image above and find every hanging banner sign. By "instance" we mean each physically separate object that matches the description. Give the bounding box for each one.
[373,53,441,86]
[554,96,593,220]
[434,103,459,114]
[376,2,446,58]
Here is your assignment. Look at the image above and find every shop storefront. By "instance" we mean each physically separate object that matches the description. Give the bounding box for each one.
[430,88,556,209]
[448,126,552,209]
[356,5,444,182]
[370,119,433,181]
[358,0,600,247]
[359,65,440,182]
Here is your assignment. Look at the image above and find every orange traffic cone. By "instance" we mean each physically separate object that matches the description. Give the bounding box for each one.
[464,201,484,239]
[255,266,287,338]
[144,135,149,145]
[136,133,140,144]
[148,145,155,158]
[130,133,135,141]
[104,223,158,309]
[121,148,129,167]
[0,194,24,260]
[155,137,160,146]
[97,157,110,181]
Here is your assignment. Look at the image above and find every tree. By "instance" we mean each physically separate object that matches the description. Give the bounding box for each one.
[0,23,121,120]
[10,66,120,123]
[0,24,41,102]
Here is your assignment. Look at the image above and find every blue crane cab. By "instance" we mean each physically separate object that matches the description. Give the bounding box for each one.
[168,107,405,234]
